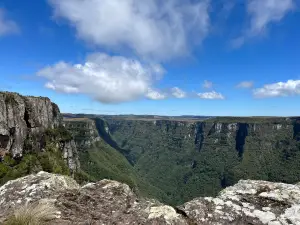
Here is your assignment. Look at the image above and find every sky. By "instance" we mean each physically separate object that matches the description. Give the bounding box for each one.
[0,0,300,116]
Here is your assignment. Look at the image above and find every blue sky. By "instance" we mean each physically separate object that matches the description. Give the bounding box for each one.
[0,0,300,116]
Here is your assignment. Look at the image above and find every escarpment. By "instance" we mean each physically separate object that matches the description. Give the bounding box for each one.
[93,117,300,205]
[0,92,79,182]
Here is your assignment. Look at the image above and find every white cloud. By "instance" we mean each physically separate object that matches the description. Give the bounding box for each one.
[48,0,210,61]
[236,81,254,89]
[198,91,225,100]
[248,0,294,35]
[203,80,213,89]
[253,80,300,98]
[38,53,165,103]
[171,87,186,99]
[0,8,19,36]
[232,0,294,47]
[146,88,167,100]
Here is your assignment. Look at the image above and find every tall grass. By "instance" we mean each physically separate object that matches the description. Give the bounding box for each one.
[5,202,58,225]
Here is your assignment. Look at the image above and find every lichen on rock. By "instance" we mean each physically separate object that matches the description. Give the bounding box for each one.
[178,179,300,225]
[0,172,187,225]
[1,172,300,224]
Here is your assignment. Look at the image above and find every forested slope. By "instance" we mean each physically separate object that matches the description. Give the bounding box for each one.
[102,117,300,205]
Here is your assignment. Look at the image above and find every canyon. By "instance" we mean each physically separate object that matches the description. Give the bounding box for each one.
[0,91,300,224]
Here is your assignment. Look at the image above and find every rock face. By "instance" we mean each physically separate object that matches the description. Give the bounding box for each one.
[179,180,300,225]
[0,91,79,171]
[61,140,80,171]
[1,172,300,225]
[0,92,60,157]
[0,171,79,217]
[0,172,187,225]
[63,118,100,151]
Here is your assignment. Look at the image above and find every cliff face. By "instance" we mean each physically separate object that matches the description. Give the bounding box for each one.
[101,117,300,205]
[0,92,60,157]
[1,172,299,225]
[105,118,297,161]
[0,92,79,172]
[63,118,100,151]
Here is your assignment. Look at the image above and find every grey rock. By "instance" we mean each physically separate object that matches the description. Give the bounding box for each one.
[0,92,79,171]
[61,140,80,171]
[0,171,79,223]
[1,172,300,224]
[0,172,187,225]
[178,180,300,225]
[64,118,101,151]
[0,92,60,157]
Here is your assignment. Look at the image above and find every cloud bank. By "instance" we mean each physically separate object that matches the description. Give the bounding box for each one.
[48,0,210,61]
[38,53,165,103]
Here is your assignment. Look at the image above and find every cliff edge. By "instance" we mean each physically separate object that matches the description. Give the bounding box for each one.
[0,172,299,224]
[0,92,79,173]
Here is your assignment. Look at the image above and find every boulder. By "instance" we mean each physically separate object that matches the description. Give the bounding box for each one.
[178,180,300,225]
[1,173,300,224]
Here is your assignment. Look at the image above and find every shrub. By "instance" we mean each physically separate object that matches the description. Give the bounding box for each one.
[5,202,57,225]
[5,93,17,106]
[45,126,72,142]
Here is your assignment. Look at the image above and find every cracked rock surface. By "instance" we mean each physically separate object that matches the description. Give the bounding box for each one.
[1,172,300,224]
[178,180,300,225]
[0,172,187,225]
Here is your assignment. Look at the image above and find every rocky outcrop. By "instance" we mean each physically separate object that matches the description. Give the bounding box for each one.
[0,172,187,225]
[1,172,299,224]
[0,92,79,172]
[0,92,60,157]
[0,171,79,216]
[179,180,300,225]
[60,140,80,171]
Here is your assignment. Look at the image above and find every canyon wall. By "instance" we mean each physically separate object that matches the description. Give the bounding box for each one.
[0,92,79,172]
[100,117,300,204]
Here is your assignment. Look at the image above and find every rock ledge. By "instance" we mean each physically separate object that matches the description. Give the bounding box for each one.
[1,172,300,225]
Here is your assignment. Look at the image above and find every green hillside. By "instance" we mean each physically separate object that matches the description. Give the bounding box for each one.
[103,117,300,205]
[76,139,169,202]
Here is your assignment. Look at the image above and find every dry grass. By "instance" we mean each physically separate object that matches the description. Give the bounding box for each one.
[5,202,58,225]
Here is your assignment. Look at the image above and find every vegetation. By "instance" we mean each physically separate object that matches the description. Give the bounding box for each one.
[205,116,292,124]
[45,126,73,142]
[78,139,168,202]
[0,150,70,186]
[5,202,57,225]
[103,117,300,205]
[0,128,71,186]
[65,118,168,201]
[2,114,300,208]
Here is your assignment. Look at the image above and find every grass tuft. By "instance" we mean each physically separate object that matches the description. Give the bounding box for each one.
[5,202,58,225]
